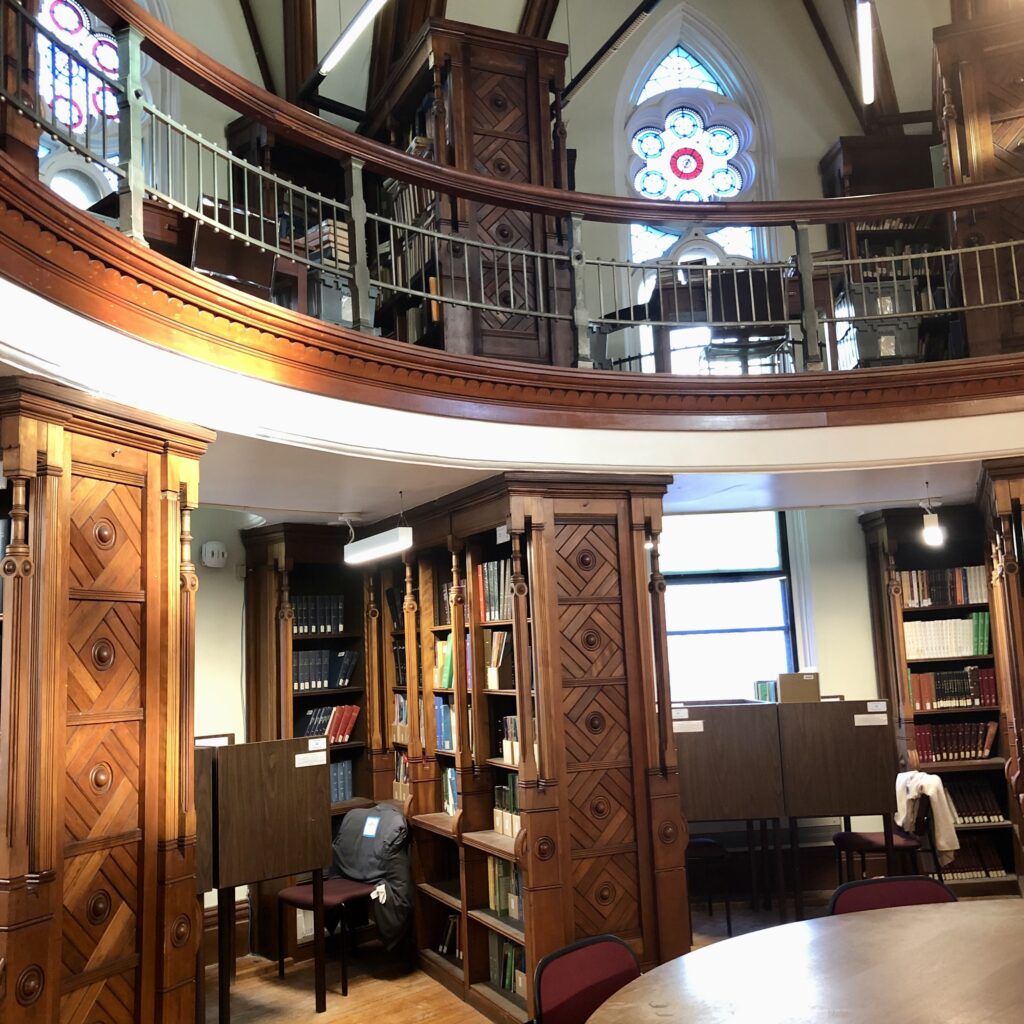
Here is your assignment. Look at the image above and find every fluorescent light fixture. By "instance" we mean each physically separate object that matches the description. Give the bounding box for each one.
[922,511,944,548]
[344,525,413,565]
[321,0,390,75]
[857,0,875,106]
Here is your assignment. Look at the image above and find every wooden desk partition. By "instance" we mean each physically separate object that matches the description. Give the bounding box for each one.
[674,704,785,820]
[778,700,897,818]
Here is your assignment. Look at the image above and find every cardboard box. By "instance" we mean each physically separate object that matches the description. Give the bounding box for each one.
[777,672,820,703]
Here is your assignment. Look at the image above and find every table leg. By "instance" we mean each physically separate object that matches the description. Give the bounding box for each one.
[313,868,327,1014]
[217,887,233,1024]
[773,819,787,924]
[789,817,803,921]
[843,815,854,883]
[759,819,771,910]
[746,819,759,911]
[195,895,206,1024]
[882,814,896,876]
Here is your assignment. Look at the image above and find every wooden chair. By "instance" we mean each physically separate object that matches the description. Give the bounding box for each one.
[686,836,733,937]
[530,934,640,1024]
[191,195,277,300]
[827,874,956,915]
[276,877,376,997]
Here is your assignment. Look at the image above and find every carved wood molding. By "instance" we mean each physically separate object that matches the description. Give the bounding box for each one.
[9,158,1024,430]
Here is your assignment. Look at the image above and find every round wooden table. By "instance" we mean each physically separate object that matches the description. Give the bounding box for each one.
[589,901,1024,1024]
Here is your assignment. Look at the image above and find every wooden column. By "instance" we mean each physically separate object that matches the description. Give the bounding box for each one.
[0,1,41,176]
[283,0,317,105]
[364,573,393,801]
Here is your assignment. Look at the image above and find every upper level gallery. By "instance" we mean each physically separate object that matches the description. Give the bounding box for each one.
[3,0,1024,468]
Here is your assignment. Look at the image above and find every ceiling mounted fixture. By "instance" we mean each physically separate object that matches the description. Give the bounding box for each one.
[321,0,390,74]
[857,0,875,106]
[342,491,413,565]
[920,482,944,548]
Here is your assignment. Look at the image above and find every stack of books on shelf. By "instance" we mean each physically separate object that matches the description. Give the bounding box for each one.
[484,630,513,690]
[393,751,410,801]
[434,695,458,752]
[910,665,997,709]
[900,566,987,607]
[934,835,1008,880]
[487,856,523,921]
[297,704,361,743]
[441,765,459,816]
[903,612,990,659]
[434,636,454,689]
[330,760,355,803]
[392,638,408,686]
[384,586,403,627]
[946,778,1008,823]
[912,720,997,763]
[438,912,462,962]
[499,715,520,764]
[754,679,778,702]
[437,581,452,625]
[304,219,350,267]
[292,594,345,634]
[488,935,527,1001]
[493,778,520,837]
[477,558,512,621]
[292,649,359,692]
[393,693,410,744]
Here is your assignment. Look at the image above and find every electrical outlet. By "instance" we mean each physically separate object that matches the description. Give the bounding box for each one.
[235,563,247,581]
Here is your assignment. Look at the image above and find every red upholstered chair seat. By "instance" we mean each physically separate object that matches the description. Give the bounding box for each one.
[832,830,921,853]
[277,878,375,910]
[828,874,957,915]
[534,934,640,1024]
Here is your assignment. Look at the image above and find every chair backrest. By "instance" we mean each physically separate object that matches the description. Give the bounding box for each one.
[533,935,640,1024]
[828,874,957,916]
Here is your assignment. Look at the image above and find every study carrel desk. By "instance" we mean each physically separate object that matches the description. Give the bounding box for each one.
[195,736,333,1022]
[674,702,789,921]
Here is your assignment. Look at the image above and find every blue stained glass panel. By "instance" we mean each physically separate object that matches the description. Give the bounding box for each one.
[637,45,724,102]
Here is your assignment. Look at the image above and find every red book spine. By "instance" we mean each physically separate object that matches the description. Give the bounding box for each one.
[344,704,361,743]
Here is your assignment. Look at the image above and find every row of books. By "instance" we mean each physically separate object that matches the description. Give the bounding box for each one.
[487,856,522,921]
[437,912,462,961]
[909,666,997,710]
[946,778,1008,824]
[297,703,361,743]
[900,566,987,609]
[434,636,455,689]
[477,558,512,622]
[442,765,459,816]
[291,649,359,692]
[329,760,355,803]
[384,586,404,628]
[437,581,453,625]
[392,638,408,686]
[494,778,521,838]
[913,720,998,763]
[292,594,345,635]
[931,836,1009,880]
[393,751,410,802]
[433,695,459,752]
[488,935,527,1001]
[484,630,513,690]
[903,613,990,660]
[393,694,410,744]
[497,715,520,764]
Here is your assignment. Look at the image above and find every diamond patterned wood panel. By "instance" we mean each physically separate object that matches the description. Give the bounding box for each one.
[61,844,138,977]
[554,524,621,600]
[571,853,642,940]
[60,969,135,1024]
[64,723,140,846]
[69,477,142,592]
[67,601,142,716]
[562,684,630,767]
[567,768,636,852]
[559,604,626,680]
[471,72,528,135]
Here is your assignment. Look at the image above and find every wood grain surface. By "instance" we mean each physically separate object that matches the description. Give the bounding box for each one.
[590,900,1024,1024]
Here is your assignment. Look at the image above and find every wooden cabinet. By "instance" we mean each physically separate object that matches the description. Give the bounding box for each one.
[861,505,1017,895]
[0,377,213,1024]
[361,20,572,366]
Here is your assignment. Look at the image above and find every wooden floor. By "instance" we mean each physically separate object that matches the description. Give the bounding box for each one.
[206,945,488,1024]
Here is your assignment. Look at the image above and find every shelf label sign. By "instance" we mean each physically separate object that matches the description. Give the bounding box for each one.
[496,524,510,544]
[294,750,328,767]
[866,701,887,713]
[308,737,327,751]
[854,713,888,727]
[673,720,704,733]
[672,707,689,720]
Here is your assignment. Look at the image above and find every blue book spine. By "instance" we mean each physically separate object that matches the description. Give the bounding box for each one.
[434,695,444,751]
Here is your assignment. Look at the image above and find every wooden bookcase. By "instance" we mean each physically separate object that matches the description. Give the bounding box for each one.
[362,474,688,1023]
[861,505,1017,895]
[241,524,387,958]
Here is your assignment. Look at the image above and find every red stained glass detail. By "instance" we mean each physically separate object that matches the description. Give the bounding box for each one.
[669,147,703,181]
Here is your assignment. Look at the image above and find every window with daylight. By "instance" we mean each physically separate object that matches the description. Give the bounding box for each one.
[659,512,796,703]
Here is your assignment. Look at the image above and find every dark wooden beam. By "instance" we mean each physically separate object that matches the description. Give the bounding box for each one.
[238,0,276,95]
[518,0,560,39]
[802,0,866,132]
[367,0,446,110]
[284,0,317,105]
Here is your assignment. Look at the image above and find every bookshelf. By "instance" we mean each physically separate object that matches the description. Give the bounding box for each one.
[241,524,385,959]
[862,505,1017,895]
[363,474,688,1023]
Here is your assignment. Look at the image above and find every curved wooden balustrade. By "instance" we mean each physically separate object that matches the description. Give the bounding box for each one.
[6,148,1024,432]
[85,0,1024,226]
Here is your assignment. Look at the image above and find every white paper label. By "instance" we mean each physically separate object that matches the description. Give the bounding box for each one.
[195,735,231,747]
[307,737,327,751]
[866,701,887,713]
[294,751,328,767]
[673,720,704,733]
[496,524,510,544]
[854,713,888,727]
[672,707,689,720]
[362,815,380,838]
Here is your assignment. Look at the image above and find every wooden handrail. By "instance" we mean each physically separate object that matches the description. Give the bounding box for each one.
[85,0,1024,227]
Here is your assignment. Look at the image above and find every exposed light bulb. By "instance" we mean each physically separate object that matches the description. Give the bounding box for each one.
[922,511,944,548]
[321,0,390,74]
[857,1,875,106]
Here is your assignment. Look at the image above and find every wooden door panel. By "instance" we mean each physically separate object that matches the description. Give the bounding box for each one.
[67,600,142,717]
[60,969,135,1024]
[64,723,141,847]
[69,477,143,592]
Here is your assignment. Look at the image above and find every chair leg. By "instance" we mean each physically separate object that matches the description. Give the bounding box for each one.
[339,905,349,997]
[835,847,843,886]
[706,862,713,917]
[859,852,866,880]
[722,857,733,938]
[277,900,286,979]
